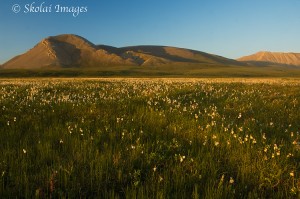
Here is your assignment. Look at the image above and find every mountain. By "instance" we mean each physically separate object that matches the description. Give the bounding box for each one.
[2,34,129,69]
[238,51,300,66]
[2,34,241,69]
[119,46,240,66]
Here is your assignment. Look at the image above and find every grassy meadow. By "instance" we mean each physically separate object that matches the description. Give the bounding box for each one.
[1,78,300,198]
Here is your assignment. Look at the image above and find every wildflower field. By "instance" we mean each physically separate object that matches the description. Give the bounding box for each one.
[1,78,300,198]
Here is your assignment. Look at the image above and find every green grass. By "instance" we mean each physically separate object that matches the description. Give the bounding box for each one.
[1,78,300,198]
[1,64,300,78]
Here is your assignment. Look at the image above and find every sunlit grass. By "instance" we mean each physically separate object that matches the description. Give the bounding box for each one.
[1,78,300,198]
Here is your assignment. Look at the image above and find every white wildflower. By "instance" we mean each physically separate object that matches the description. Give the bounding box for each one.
[229,177,234,184]
[238,113,242,119]
[180,155,186,162]
[153,166,157,172]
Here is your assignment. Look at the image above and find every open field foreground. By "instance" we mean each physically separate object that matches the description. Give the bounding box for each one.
[1,78,300,198]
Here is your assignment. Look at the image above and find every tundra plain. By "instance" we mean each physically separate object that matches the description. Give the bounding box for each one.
[1,78,300,198]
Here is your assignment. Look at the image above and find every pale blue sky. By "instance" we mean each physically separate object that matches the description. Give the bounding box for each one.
[1,0,300,64]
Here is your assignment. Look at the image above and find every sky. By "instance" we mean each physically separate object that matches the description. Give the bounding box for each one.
[1,0,300,64]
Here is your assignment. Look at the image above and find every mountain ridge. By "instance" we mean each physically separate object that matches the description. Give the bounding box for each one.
[2,34,300,70]
[238,51,300,67]
[2,34,242,69]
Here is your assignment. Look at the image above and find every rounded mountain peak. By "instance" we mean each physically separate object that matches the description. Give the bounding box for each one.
[45,34,96,49]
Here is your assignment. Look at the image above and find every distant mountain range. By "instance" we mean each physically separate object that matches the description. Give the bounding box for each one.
[1,34,300,70]
[238,51,300,66]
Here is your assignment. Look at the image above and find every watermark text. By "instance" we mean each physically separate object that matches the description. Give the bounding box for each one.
[12,2,88,17]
